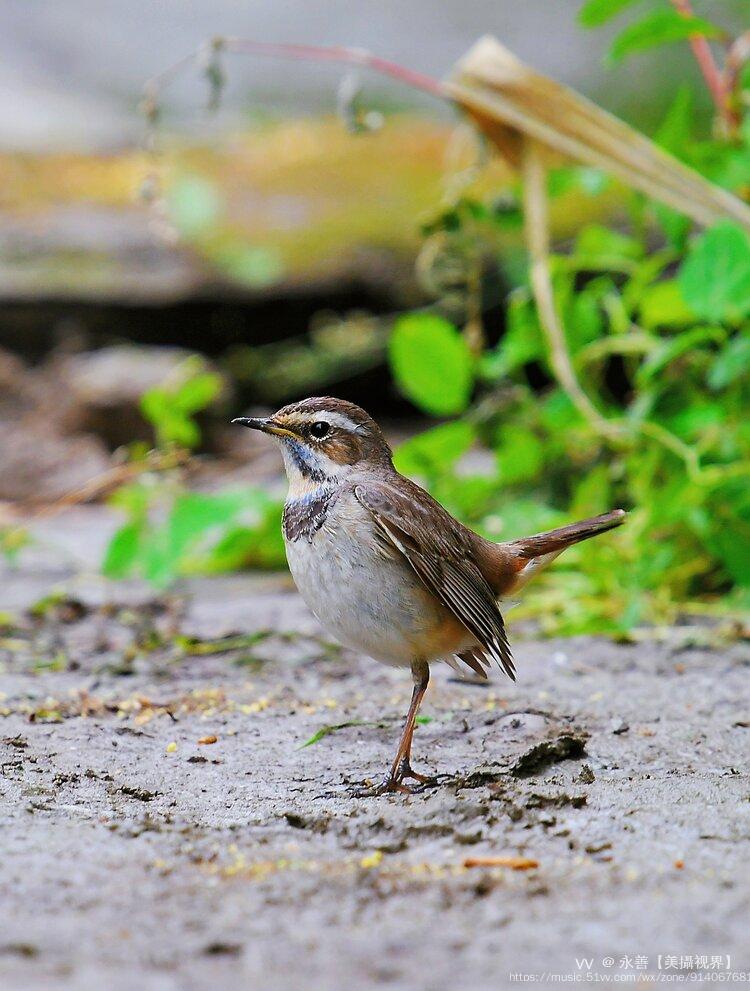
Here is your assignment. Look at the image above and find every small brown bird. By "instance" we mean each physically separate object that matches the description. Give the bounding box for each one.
[234,397,625,794]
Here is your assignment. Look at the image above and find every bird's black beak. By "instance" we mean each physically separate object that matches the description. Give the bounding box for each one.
[232,417,299,439]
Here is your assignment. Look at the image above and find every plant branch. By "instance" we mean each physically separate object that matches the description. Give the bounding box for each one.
[521,138,622,441]
[143,37,447,106]
[669,0,738,131]
[8,449,191,522]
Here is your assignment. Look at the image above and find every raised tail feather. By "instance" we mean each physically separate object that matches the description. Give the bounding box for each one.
[452,509,626,681]
[508,509,627,560]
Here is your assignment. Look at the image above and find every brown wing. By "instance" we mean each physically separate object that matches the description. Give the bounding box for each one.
[354,479,515,680]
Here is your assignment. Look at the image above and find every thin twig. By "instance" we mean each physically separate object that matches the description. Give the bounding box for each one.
[637,421,701,481]
[725,31,750,109]
[669,0,738,132]
[6,449,190,524]
[144,37,447,104]
[521,138,622,441]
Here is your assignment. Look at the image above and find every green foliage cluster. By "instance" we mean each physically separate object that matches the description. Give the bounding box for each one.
[578,0,723,63]
[387,46,750,631]
[103,358,285,586]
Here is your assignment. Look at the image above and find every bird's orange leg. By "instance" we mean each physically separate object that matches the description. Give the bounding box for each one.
[354,660,433,795]
[394,661,434,785]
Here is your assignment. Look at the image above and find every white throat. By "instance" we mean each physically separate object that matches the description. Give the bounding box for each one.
[278,439,353,500]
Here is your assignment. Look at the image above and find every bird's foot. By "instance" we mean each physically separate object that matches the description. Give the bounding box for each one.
[395,757,437,786]
[349,759,440,797]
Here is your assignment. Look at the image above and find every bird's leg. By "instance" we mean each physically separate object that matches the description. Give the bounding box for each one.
[354,660,434,795]
[394,664,434,785]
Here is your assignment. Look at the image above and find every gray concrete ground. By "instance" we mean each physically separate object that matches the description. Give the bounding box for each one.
[1,519,749,990]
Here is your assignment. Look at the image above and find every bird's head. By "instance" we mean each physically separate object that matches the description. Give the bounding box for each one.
[233,396,392,492]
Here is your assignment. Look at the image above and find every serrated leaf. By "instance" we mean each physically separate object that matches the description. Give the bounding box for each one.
[389,314,474,416]
[608,11,722,63]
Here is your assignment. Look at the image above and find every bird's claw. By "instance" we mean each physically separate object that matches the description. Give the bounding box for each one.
[348,759,440,797]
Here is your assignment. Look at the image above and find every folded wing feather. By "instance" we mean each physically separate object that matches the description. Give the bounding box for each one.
[354,481,515,680]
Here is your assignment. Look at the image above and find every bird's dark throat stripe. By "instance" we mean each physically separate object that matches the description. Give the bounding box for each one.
[286,439,328,484]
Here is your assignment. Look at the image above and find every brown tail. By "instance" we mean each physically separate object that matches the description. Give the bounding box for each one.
[507,509,627,560]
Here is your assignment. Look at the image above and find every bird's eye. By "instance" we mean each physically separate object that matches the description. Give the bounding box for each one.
[309,421,330,439]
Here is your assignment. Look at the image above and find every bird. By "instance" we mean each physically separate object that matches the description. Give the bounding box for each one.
[233,397,625,794]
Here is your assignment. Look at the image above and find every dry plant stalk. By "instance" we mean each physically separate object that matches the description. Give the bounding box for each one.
[446,35,750,232]
[521,139,622,441]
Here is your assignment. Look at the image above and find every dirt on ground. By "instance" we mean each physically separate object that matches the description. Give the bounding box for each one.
[1,511,749,990]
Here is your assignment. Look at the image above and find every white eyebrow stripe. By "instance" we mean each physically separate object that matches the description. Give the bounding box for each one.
[291,411,363,433]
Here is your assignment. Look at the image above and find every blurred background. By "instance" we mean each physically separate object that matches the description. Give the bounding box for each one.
[1,0,748,633]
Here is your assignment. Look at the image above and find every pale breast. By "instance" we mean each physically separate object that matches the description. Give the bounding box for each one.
[283,491,473,667]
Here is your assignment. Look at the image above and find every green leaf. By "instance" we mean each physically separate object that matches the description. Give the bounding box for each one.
[679,222,750,322]
[578,0,642,28]
[574,224,642,264]
[565,289,605,354]
[608,11,722,63]
[438,475,498,523]
[216,245,284,288]
[394,421,476,478]
[167,175,222,236]
[707,335,750,390]
[298,720,379,749]
[571,465,611,517]
[108,482,150,517]
[174,372,222,414]
[495,425,545,485]
[102,522,144,579]
[204,521,286,572]
[656,84,693,157]
[140,358,221,449]
[167,492,248,561]
[479,290,544,380]
[637,326,726,384]
[482,498,564,542]
[652,203,690,251]
[389,314,474,416]
[548,166,609,198]
[639,279,696,328]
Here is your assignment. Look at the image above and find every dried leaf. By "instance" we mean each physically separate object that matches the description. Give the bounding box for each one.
[463,856,539,870]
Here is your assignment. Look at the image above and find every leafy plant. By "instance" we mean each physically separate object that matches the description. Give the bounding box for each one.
[385,4,750,632]
[140,355,223,450]
[103,357,285,586]
[389,314,474,415]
